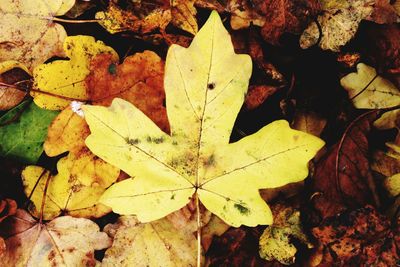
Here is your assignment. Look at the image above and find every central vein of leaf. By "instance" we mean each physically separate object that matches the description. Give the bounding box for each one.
[194,21,215,188]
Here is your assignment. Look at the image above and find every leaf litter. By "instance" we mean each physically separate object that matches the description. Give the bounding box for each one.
[0,1,400,266]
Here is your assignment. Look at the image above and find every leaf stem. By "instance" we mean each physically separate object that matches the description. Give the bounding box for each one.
[195,192,202,267]
[51,17,100,24]
[39,172,52,224]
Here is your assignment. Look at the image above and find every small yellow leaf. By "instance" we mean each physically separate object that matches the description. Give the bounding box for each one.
[340,63,400,109]
[32,35,118,110]
[102,216,199,267]
[83,11,324,227]
[22,149,119,220]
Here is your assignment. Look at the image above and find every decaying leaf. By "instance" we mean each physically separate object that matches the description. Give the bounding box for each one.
[0,61,30,110]
[171,0,198,35]
[311,111,380,220]
[96,1,198,35]
[0,0,73,71]
[0,101,58,164]
[201,214,230,251]
[102,216,199,266]
[22,150,119,220]
[292,111,327,137]
[65,0,94,18]
[340,63,400,109]
[374,109,400,130]
[32,35,118,110]
[0,198,17,223]
[259,0,320,45]
[259,204,312,265]
[83,11,324,227]
[85,51,169,132]
[228,0,266,30]
[311,206,400,266]
[166,199,211,234]
[300,0,375,51]
[245,85,279,110]
[367,0,400,24]
[206,226,269,266]
[0,209,111,266]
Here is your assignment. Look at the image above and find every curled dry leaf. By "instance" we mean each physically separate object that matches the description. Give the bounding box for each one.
[340,63,400,109]
[102,216,199,267]
[0,61,30,111]
[0,198,17,223]
[311,111,380,220]
[33,35,118,110]
[311,206,400,266]
[96,0,198,36]
[95,2,170,35]
[171,0,198,35]
[0,101,58,164]
[0,0,73,71]
[83,12,324,227]
[0,209,111,267]
[300,0,375,52]
[259,203,312,265]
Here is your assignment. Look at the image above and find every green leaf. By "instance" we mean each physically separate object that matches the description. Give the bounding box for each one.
[0,101,58,163]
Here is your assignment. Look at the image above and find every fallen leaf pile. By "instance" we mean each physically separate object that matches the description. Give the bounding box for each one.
[1,0,400,266]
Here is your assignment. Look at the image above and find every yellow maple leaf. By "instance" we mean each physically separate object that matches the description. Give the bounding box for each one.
[83,11,324,227]
[102,216,199,266]
[32,35,118,110]
[340,63,400,109]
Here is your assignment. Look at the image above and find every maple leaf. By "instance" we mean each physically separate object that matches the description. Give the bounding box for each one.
[310,111,380,220]
[83,11,324,227]
[32,35,118,110]
[0,61,30,111]
[259,203,312,265]
[0,209,111,266]
[22,150,119,220]
[300,0,375,52]
[0,101,58,164]
[102,216,199,266]
[0,0,75,71]
[340,63,400,109]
